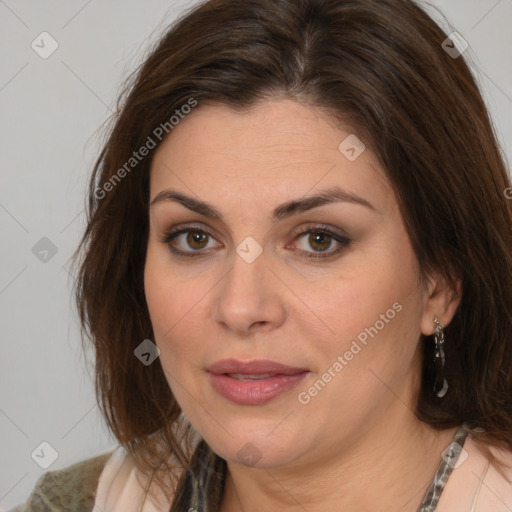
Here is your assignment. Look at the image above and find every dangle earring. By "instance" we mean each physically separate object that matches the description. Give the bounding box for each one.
[433,316,448,398]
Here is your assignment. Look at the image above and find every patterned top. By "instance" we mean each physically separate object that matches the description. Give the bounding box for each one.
[10,424,512,511]
[417,424,469,511]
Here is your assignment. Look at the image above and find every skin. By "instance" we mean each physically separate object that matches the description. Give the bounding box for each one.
[144,99,461,511]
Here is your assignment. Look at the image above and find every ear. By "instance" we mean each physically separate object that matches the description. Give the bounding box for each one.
[420,272,462,335]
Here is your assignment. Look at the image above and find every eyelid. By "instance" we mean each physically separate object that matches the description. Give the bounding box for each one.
[162,222,219,244]
[288,223,350,259]
[162,223,222,258]
[290,222,349,241]
[161,222,350,259]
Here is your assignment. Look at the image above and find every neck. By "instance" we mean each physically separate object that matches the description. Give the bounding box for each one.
[219,411,459,512]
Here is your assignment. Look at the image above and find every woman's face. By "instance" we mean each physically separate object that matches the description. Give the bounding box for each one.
[144,99,450,469]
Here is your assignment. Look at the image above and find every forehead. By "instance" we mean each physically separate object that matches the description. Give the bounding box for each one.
[149,99,393,213]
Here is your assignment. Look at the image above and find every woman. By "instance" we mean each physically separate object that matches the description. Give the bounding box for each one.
[13,0,512,510]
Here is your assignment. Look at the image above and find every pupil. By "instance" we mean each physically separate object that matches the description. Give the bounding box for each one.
[310,232,331,251]
[187,231,207,249]
[184,231,332,252]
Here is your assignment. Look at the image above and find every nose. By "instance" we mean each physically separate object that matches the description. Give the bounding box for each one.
[212,245,286,336]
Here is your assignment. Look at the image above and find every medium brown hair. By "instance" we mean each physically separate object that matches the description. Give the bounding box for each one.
[72,0,512,509]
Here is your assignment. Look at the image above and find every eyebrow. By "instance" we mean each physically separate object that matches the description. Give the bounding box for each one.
[150,185,375,222]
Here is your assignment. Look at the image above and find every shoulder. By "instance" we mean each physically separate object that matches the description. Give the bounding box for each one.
[477,436,512,507]
[95,446,183,511]
[438,431,512,512]
[10,451,114,512]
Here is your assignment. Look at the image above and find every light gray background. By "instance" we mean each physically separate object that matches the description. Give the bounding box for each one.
[1,0,511,509]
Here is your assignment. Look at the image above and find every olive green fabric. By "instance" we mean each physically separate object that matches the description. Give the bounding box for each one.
[9,451,113,512]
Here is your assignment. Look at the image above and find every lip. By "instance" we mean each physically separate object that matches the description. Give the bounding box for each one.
[207,359,309,405]
[207,358,308,375]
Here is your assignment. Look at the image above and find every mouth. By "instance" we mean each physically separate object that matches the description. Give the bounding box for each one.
[207,359,309,405]
[207,358,308,376]
[225,373,281,381]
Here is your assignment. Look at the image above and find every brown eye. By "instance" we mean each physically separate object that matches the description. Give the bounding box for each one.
[307,231,333,252]
[293,226,350,259]
[163,224,349,260]
[186,230,209,249]
[164,226,220,256]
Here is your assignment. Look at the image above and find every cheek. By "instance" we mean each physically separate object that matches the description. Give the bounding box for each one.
[143,245,213,370]
[143,219,424,376]
[296,252,424,432]
[315,240,424,374]
[144,247,186,348]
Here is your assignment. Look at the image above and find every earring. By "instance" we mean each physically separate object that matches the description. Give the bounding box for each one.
[433,316,448,398]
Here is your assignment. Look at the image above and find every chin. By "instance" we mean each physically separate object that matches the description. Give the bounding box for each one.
[196,418,310,468]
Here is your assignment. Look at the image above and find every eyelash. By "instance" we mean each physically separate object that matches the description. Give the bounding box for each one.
[162,223,350,260]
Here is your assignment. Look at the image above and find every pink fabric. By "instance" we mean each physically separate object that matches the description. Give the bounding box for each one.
[437,435,512,511]
[94,434,512,511]
[93,447,171,512]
